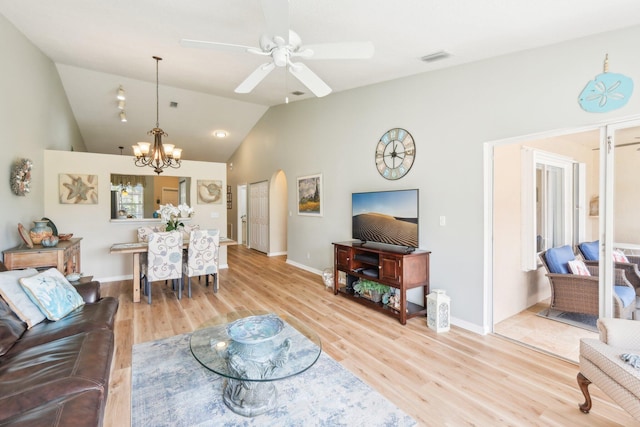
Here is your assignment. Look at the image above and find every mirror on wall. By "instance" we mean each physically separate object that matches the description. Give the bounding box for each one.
[110,174,191,219]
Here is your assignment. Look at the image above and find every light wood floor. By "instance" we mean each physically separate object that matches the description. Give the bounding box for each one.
[102,245,640,426]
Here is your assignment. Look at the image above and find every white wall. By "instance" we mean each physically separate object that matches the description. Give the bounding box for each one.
[0,14,85,251]
[228,25,640,329]
[44,150,227,282]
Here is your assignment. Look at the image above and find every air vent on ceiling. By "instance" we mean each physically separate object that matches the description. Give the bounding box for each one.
[421,50,451,63]
[291,91,305,96]
[169,101,178,108]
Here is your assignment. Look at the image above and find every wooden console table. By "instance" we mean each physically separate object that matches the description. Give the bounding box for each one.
[3,238,82,275]
[333,241,430,325]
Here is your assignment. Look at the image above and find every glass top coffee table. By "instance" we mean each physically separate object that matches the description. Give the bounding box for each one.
[190,310,322,417]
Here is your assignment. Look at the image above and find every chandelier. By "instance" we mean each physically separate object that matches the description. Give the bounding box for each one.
[132,56,182,175]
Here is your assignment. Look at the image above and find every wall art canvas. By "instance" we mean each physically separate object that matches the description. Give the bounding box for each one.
[297,173,322,216]
[59,174,98,204]
[197,180,223,204]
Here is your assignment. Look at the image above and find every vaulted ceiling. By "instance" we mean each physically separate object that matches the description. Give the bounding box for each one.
[3,0,640,162]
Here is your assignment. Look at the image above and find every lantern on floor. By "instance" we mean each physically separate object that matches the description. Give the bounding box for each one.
[427,289,450,333]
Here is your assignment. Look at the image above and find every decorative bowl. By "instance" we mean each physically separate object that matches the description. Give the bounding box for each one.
[40,235,59,247]
[58,233,73,241]
[226,314,284,344]
[65,273,82,282]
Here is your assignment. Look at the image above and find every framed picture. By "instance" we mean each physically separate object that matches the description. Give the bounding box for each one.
[59,174,98,204]
[297,173,322,216]
[197,180,222,204]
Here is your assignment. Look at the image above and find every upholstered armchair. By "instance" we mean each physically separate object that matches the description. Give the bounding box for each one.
[578,318,640,420]
[539,245,636,319]
[578,240,640,295]
[183,229,219,296]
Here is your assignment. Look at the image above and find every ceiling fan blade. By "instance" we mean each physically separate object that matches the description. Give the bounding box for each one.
[180,38,255,54]
[288,63,332,97]
[235,62,276,93]
[301,41,375,60]
[260,0,290,44]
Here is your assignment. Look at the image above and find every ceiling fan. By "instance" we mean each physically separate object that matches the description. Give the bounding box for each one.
[180,0,374,98]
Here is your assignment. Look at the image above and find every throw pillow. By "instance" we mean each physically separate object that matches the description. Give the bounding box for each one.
[568,260,591,276]
[621,353,640,369]
[19,268,85,321]
[0,268,46,328]
[613,250,630,263]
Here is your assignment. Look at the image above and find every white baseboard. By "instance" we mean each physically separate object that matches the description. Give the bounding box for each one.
[285,259,322,276]
[268,251,287,257]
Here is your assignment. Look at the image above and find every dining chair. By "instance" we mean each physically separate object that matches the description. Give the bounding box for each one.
[143,230,183,304]
[137,225,167,290]
[183,229,220,296]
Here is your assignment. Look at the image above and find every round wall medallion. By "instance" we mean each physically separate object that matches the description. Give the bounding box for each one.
[375,128,415,180]
[10,158,32,196]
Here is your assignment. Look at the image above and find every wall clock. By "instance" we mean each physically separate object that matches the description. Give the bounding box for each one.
[375,128,415,180]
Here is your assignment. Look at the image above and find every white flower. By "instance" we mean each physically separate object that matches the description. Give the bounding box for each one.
[177,203,194,218]
[158,203,180,223]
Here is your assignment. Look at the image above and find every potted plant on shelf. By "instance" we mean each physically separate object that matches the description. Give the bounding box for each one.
[353,279,390,303]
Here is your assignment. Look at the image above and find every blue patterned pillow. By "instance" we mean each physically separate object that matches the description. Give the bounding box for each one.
[18,268,85,321]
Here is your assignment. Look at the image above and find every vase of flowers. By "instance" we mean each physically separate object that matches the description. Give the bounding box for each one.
[157,203,194,231]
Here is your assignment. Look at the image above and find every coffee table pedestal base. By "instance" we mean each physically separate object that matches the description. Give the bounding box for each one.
[223,379,277,417]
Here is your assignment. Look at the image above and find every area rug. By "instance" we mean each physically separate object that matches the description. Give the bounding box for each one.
[536,308,598,332]
[131,333,416,427]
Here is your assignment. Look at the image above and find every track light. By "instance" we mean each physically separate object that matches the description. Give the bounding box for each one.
[117,86,126,101]
[118,100,125,110]
[119,111,127,122]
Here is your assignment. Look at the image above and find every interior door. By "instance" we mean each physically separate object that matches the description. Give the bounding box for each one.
[249,181,269,253]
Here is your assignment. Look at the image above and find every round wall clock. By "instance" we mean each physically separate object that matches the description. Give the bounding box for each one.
[375,128,415,180]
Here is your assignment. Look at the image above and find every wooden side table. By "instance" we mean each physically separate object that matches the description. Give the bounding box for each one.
[3,238,82,275]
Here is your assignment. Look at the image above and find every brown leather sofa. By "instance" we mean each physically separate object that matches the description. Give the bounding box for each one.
[0,262,118,427]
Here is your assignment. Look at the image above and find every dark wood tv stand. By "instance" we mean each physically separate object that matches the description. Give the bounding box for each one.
[332,241,430,325]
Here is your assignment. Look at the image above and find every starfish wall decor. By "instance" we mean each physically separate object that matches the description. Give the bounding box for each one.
[58,174,98,204]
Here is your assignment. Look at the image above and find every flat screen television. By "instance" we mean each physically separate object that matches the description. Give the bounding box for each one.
[352,189,419,249]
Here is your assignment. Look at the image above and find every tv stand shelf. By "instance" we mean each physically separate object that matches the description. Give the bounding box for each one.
[333,241,430,325]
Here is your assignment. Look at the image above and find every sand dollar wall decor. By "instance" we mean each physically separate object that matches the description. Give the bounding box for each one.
[10,158,32,196]
[59,173,98,204]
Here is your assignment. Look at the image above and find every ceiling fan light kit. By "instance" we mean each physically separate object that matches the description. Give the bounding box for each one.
[132,56,182,175]
[180,0,374,100]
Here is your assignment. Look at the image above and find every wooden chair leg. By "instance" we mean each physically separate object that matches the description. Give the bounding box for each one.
[577,372,592,414]
[213,273,218,293]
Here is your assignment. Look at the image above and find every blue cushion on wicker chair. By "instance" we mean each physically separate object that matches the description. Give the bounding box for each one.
[545,245,575,274]
[614,285,636,308]
[579,240,600,261]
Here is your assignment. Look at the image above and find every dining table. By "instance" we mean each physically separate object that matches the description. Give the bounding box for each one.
[110,236,237,302]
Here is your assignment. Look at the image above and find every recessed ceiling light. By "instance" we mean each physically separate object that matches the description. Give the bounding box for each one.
[213,130,227,138]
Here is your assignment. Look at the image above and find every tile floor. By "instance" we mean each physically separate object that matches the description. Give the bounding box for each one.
[494,299,598,363]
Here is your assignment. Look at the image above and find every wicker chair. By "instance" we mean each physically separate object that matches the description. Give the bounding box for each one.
[578,240,640,296]
[578,318,640,420]
[539,246,636,319]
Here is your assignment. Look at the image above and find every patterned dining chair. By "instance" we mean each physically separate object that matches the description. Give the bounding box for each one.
[137,225,166,290]
[143,230,183,304]
[183,229,220,297]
